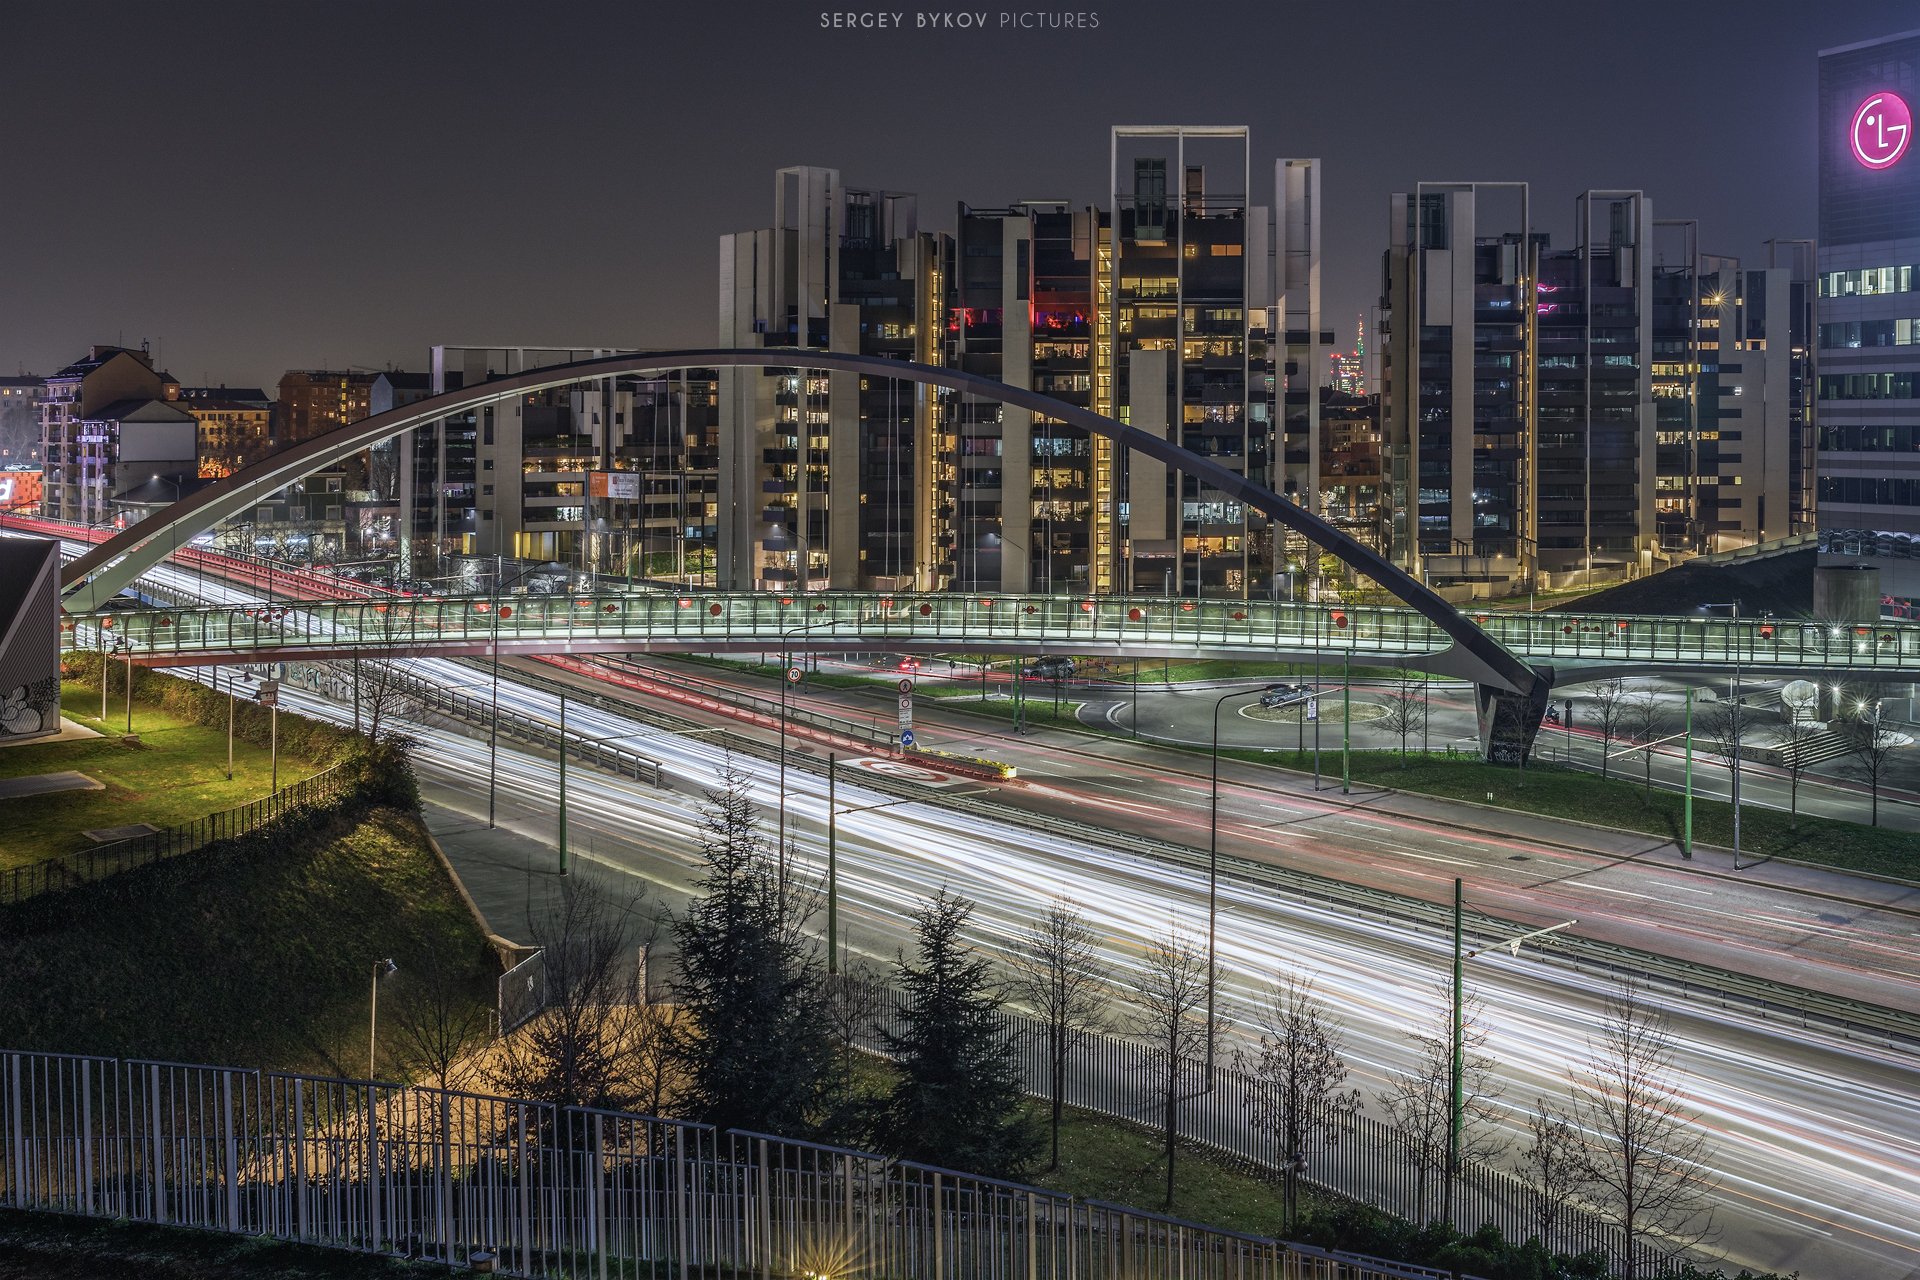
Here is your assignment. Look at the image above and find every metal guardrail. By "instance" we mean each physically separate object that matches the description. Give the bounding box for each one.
[0,762,356,906]
[279,662,667,788]
[0,1049,1450,1280]
[586,655,903,753]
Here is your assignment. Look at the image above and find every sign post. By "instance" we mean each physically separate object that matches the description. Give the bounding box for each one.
[897,676,913,746]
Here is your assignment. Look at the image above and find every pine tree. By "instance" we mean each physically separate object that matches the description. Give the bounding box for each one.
[880,888,1040,1178]
[671,758,836,1138]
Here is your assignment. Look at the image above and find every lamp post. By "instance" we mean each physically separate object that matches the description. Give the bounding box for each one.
[368,957,397,1079]
[487,597,506,828]
[224,665,235,780]
[1700,601,1743,869]
[1205,683,1296,1078]
[1682,687,1695,859]
[780,617,842,906]
[1444,878,1575,1229]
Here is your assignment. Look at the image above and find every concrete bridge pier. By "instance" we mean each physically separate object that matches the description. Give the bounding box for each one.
[1475,669,1555,765]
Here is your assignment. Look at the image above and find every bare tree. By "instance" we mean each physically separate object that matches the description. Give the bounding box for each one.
[1130,925,1211,1207]
[1238,972,1363,1230]
[492,874,650,1112]
[822,958,887,1131]
[1375,987,1505,1226]
[1376,672,1429,768]
[1622,689,1667,800]
[628,998,688,1119]
[1520,1096,1586,1247]
[1571,985,1719,1279]
[1583,679,1631,779]
[384,950,495,1091]
[1771,718,1814,823]
[1006,897,1108,1169]
[1697,697,1759,831]
[1842,697,1898,827]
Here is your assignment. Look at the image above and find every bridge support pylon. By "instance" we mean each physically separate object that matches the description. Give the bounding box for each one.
[1475,669,1554,766]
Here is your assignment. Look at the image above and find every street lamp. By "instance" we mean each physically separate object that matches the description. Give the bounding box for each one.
[369,957,397,1079]
[1699,600,1743,869]
[1444,877,1574,1229]
[780,616,842,904]
[1206,683,1298,1077]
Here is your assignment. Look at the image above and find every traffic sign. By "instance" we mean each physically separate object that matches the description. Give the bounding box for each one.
[897,677,914,694]
[256,680,280,708]
[899,729,917,749]
[897,695,913,711]
[786,667,804,684]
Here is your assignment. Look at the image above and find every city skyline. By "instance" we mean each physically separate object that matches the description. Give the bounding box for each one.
[4,0,1912,388]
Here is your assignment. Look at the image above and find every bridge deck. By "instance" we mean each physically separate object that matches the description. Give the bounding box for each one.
[66,590,1920,678]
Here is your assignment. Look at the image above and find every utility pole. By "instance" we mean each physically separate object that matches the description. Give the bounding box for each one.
[1341,648,1352,795]
[1448,877,1463,1228]
[557,692,569,875]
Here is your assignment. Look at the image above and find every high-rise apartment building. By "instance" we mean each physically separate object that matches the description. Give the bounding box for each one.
[1109,128,1274,597]
[1384,184,1809,596]
[276,371,375,446]
[0,377,41,466]
[39,345,193,526]
[1815,30,1920,614]
[719,167,951,591]
[1381,182,1534,588]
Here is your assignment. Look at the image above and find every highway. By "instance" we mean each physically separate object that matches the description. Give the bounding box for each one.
[93,556,1920,1277]
[543,655,1920,1015]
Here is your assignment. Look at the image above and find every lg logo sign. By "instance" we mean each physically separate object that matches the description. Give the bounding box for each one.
[1852,91,1911,170]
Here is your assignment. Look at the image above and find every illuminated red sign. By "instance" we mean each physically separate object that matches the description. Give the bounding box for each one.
[1851,91,1911,170]
[0,471,41,511]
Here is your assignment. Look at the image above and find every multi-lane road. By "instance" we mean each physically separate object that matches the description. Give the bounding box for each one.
[97,557,1920,1277]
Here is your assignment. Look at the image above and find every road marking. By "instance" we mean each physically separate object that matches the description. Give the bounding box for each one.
[1670,885,1716,896]
[1392,850,1477,868]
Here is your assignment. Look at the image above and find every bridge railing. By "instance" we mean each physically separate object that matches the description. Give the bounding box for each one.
[66,590,1920,674]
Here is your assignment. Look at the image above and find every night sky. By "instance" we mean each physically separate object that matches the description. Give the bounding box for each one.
[4,0,1912,389]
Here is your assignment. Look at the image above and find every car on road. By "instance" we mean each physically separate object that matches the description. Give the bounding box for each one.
[1259,682,1309,708]
[1027,655,1075,680]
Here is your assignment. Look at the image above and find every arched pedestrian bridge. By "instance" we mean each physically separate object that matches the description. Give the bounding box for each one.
[45,347,1920,760]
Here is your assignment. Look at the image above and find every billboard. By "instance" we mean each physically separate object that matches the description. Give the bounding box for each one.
[1819,32,1920,245]
[588,470,641,500]
[0,471,42,512]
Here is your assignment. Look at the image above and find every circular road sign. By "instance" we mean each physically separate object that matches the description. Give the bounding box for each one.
[897,677,914,694]
[787,667,804,684]
[899,729,917,748]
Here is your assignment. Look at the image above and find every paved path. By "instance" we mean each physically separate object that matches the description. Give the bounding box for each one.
[0,771,104,799]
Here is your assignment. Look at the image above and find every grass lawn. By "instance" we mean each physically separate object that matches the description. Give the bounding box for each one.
[0,1210,453,1279]
[0,804,496,1076]
[0,683,319,868]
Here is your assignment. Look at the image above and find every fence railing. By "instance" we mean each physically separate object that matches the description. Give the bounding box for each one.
[0,762,356,906]
[848,981,1657,1277]
[0,1049,1450,1280]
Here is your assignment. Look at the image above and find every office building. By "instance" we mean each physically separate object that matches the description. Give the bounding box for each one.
[1815,30,1920,613]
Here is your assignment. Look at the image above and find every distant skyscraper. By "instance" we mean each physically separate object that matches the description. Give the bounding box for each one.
[1327,315,1367,395]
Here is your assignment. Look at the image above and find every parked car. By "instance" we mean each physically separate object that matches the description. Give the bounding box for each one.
[1027,655,1075,680]
[1260,682,1309,708]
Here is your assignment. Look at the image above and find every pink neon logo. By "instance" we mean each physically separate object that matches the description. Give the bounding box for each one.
[1851,91,1911,169]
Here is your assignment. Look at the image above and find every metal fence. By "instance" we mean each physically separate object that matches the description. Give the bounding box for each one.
[281,660,666,787]
[0,1049,1446,1280]
[847,983,1659,1277]
[0,762,356,906]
